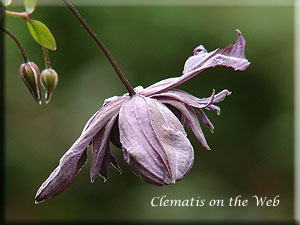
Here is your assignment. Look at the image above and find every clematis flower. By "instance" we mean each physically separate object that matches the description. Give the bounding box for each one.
[35,30,250,203]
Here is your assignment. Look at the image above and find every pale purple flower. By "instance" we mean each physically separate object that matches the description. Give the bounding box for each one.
[35,30,250,203]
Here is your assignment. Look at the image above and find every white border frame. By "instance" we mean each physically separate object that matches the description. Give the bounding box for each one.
[10,0,294,6]
[6,0,298,222]
[295,1,299,223]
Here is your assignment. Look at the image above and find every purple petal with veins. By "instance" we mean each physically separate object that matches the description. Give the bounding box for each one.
[119,95,194,185]
[183,29,248,74]
[82,96,127,133]
[35,97,126,203]
[157,97,210,150]
[151,89,230,113]
[91,114,120,183]
[196,109,214,133]
[206,104,221,115]
[140,30,249,96]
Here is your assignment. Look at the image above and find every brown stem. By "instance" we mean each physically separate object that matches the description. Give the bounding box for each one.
[1,27,28,63]
[5,11,29,21]
[42,47,51,69]
[62,0,136,96]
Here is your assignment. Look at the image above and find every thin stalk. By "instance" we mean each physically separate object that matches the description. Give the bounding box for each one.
[62,0,136,96]
[1,27,28,63]
[42,47,51,69]
[5,11,29,21]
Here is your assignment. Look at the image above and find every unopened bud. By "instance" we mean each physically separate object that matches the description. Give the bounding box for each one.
[40,68,58,104]
[19,62,42,104]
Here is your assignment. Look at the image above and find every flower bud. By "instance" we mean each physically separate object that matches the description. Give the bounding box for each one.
[19,62,42,104]
[40,68,58,104]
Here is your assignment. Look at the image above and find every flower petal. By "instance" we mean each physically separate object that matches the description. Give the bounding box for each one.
[95,144,121,182]
[119,95,194,185]
[140,30,249,96]
[183,29,249,74]
[165,104,185,124]
[35,97,126,203]
[152,90,222,133]
[197,109,214,133]
[139,77,178,96]
[90,114,120,183]
[157,97,210,150]
[206,89,231,104]
[206,105,221,115]
[82,96,126,133]
[35,147,87,204]
[109,116,122,149]
[151,89,230,111]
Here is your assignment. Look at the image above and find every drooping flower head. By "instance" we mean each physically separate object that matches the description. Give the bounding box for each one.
[35,30,250,203]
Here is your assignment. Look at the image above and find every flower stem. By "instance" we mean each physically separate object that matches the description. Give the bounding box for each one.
[42,47,51,69]
[0,27,29,63]
[5,11,29,21]
[62,0,136,96]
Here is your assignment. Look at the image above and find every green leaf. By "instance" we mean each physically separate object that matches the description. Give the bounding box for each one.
[24,0,37,14]
[2,0,13,6]
[27,19,57,51]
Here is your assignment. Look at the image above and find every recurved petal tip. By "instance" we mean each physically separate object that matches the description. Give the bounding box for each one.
[183,30,250,75]
[140,30,250,96]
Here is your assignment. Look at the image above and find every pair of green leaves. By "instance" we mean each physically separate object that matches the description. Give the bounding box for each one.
[1,0,37,14]
[3,0,57,51]
[3,0,37,13]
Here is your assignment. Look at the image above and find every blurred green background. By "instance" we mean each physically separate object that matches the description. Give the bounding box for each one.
[4,2,294,223]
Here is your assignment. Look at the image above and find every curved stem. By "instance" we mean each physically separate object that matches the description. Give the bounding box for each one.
[62,0,136,96]
[1,27,29,63]
[5,11,29,21]
[42,47,51,69]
